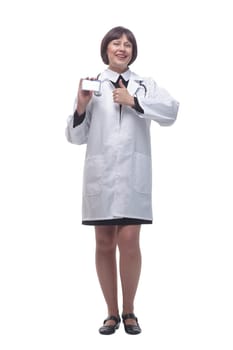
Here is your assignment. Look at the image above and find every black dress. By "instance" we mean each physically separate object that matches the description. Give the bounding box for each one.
[82,218,152,226]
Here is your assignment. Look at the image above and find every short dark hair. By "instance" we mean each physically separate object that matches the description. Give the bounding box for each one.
[100,26,138,65]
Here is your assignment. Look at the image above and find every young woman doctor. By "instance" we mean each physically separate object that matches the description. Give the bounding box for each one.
[66,26,179,335]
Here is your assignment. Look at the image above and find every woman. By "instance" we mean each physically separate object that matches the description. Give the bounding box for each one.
[66,26,179,335]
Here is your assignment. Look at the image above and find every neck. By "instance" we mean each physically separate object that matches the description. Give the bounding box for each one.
[108,65,129,74]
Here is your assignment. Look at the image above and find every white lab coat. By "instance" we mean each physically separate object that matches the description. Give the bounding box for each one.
[66,68,179,222]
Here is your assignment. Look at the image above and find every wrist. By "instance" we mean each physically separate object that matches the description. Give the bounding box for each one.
[77,106,86,115]
[128,95,135,107]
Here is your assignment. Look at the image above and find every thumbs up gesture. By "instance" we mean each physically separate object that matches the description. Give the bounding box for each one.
[112,79,134,107]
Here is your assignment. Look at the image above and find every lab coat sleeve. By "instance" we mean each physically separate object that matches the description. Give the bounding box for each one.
[136,78,179,126]
[65,99,91,145]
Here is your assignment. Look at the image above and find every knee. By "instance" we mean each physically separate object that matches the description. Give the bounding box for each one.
[95,227,117,253]
[118,229,140,256]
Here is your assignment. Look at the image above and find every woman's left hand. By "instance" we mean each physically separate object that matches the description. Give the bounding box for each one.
[112,79,134,107]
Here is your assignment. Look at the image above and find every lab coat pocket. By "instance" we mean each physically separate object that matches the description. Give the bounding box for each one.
[133,152,152,194]
[83,155,104,196]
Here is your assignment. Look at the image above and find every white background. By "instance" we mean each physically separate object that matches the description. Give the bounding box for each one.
[0,0,232,349]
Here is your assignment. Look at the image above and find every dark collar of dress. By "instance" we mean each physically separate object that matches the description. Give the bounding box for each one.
[111,75,129,88]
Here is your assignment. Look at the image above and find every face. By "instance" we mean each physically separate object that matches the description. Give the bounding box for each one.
[106,34,133,73]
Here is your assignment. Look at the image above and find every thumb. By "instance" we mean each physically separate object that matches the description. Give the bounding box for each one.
[118,79,125,88]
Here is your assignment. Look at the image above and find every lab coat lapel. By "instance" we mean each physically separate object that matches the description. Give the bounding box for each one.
[127,79,140,96]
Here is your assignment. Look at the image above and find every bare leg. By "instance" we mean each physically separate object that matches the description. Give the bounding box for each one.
[95,225,118,325]
[117,225,141,325]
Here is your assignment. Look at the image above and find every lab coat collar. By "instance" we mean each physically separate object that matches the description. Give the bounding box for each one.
[100,69,144,95]
[102,68,131,82]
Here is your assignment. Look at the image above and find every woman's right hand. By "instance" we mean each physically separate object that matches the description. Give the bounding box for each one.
[77,78,94,115]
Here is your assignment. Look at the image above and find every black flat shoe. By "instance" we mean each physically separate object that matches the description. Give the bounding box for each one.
[99,315,121,335]
[122,313,141,335]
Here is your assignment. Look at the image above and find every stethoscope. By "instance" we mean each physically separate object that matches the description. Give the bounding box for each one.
[94,78,147,97]
[134,80,147,97]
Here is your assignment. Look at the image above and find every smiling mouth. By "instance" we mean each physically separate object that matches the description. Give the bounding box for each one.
[116,55,127,59]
